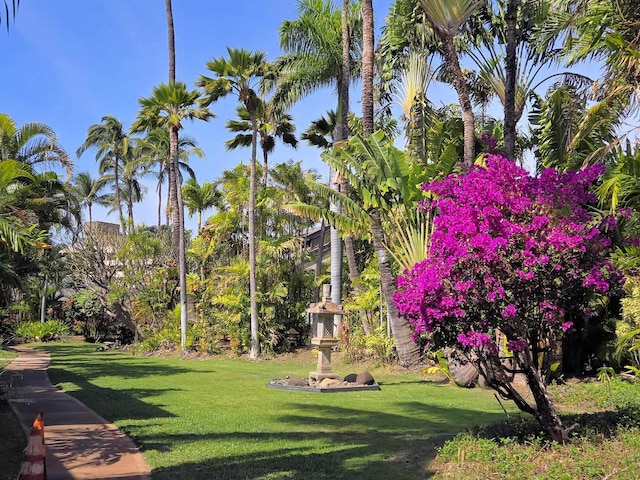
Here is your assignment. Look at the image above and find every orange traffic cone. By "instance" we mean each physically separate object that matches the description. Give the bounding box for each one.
[19,426,45,480]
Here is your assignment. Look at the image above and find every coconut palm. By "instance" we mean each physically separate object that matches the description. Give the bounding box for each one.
[198,47,269,359]
[225,98,298,187]
[529,82,618,172]
[550,0,640,118]
[132,81,213,352]
[135,128,203,227]
[0,113,72,179]
[418,0,484,165]
[77,115,131,231]
[182,178,221,232]
[72,171,108,225]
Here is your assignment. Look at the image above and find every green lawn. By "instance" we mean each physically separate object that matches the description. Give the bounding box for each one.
[33,343,519,480]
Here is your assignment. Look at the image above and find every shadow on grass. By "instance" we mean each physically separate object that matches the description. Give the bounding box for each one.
[469,405,640,443]
[33,343,215,380]
[47,366,178,422]
[141,402,510,480]
[31,343,188,423]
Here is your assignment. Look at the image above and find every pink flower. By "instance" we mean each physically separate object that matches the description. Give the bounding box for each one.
[506,340,527,352]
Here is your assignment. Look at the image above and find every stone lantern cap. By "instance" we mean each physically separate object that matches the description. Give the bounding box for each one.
[307,284,343,315]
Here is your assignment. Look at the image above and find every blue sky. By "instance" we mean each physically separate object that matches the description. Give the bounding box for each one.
[2,0,405,232]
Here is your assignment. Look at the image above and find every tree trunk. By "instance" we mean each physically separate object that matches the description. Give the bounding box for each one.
[127,195,134,229]
[361,0,374,137]
[370,213,421,367]
[503,0,518,160]
[525,363,568,443]
[249,114,260,359]
[114,156,124,233]
[169,125,188,352]
[165,0,176,83]
[110,303,146,341]
[262,145,269,188]
[157,176,162,228]
[168,145,180,255]
[340,0,351,142]
[313,219,327,303]
[444,347,479,387]
[40,275,47,324]
[439,31,475,166]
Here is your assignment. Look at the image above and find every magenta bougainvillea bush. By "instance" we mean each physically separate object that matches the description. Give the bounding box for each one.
[393,154,624,441]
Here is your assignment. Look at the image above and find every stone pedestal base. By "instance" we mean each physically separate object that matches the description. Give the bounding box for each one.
[309,371,340,382]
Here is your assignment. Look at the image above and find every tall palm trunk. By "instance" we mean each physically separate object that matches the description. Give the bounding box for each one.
[249,112,260,359]
[165,0,188,352]
[114,156,124,232]
[503,0,518,160]
[370,213,421,367]
[127,194,134,227]
[439,31,475,165]
[262,144,269,187]
[314,218,327,303]
[362,0,374,136]
[157,176,162,228]
[358,0,376,336]
[165,0,175,82]
[169,125,187,351]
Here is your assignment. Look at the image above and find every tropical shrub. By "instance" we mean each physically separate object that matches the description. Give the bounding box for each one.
[394,155,624,442]
[15,320,70,342]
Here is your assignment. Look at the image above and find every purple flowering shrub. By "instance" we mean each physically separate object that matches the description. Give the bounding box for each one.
[394,155,624,441]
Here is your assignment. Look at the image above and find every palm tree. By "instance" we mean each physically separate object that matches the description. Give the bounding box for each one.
[530,83,618,172]
[135,128,203,227]
[198,47,269,359]
[0,159,35,251]
[72,171,108,225]
[225,98,298,186]
[549,0,640,118]
[182,178,221,232]
[132,81,212,352]
[77,115,131,232]
[393,52,437,161]
[0,159,35,290]
[418,0,483,165]
[0,113,72,179]
[302,110,338,149]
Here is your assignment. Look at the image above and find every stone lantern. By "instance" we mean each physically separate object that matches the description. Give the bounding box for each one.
[307,284,342,382]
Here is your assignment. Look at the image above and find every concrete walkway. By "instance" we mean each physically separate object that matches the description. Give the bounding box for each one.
[1,346,151,480]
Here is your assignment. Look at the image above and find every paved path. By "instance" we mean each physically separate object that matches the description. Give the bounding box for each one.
[1,346,151,480]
